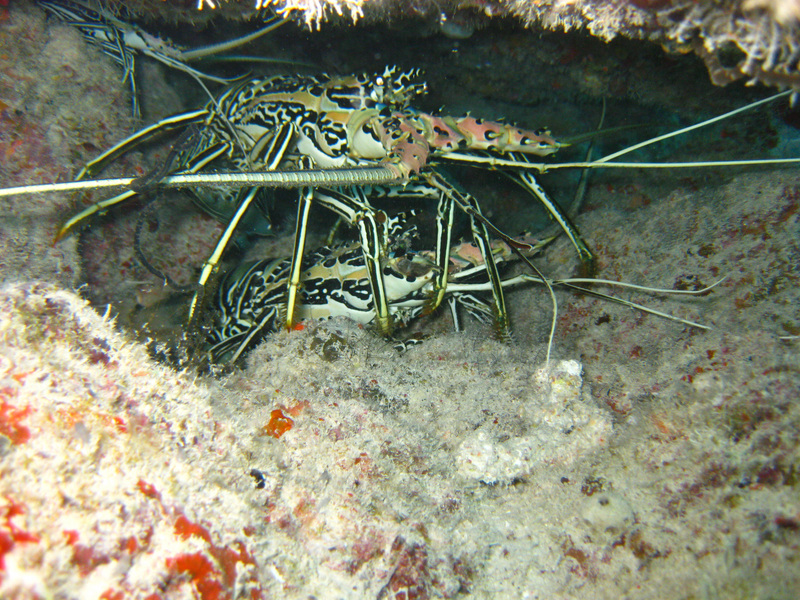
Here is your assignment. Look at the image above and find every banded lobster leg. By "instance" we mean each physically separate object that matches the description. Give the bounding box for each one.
[206,211,433,364]
[422,171,513,339]
[208,257,291,364]
[286,169,517,340]
[59,106,295,271]
[368,170,527,339]
[185,141,397,329]
[56,68,568,343]
[430,147,595,274]
[58,108,298,328]
[57,108,211,239]
[285,185,397,335]
[502,151,595,274]
[180,122,297,317]
[205,223,563,364]
[389,233,717,354]
[351,107,570,339]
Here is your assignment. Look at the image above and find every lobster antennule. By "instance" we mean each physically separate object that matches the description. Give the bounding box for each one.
[427,115,566,156]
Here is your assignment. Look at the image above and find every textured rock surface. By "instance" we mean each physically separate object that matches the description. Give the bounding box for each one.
[1,1,799,598]
[98,0,800,91]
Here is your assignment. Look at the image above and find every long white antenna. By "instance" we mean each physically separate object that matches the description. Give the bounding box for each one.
[594,90,793,164]
[0,167,402,198]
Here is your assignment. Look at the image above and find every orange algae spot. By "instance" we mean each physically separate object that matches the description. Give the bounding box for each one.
[0,399,32,445]
[137,479,161,501]
[72,543,110,575]
[214,542,258,592]
[120,535,139,554]
[172,511,261,595]
[94,412,128,434]
[64,528,111,575]
[291,322,305,331]
[63,530,80,545]
[650,414,677,438]
[11,369,34,383]
[99,590,125,600]
[166,552,226,600]
[53,407,127,435]
[263,409,293,439]
[292,497,314,518]
[286,400,309,417]
[564,546,588,567]
[110,415,127,433]
[166,545,261,600]
[4,137,23,159]
[174,513,212,544]
[1,497,40,572]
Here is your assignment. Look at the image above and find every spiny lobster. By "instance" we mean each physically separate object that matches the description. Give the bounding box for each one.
[205,206,550,364]
[205,209,716,366]
[57,67,589,341]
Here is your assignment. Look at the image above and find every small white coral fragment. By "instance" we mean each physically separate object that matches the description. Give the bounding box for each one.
[537,358,583,405]
[456,431,536,485]
[581,492,635,535]
[743,0,800,25]
[456,360,612,485]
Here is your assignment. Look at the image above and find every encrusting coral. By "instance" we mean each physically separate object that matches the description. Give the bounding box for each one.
[500,0,800,92]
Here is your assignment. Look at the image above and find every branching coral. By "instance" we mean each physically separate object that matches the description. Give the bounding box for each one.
[258,0,365,27]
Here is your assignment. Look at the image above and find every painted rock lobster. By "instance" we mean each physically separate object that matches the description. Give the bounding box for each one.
[56,66,590,341]
[204,208,717,366]
[205,209,557,363]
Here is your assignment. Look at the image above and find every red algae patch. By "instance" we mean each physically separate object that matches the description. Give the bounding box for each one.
[263,408,294,439]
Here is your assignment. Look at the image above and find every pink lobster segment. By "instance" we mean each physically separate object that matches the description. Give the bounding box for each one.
[426,115,562,155]
[377,111,563,179]
[385,120,432,176]
[440,231,550,274]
